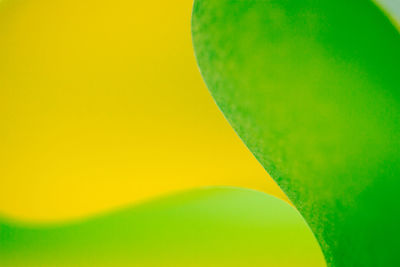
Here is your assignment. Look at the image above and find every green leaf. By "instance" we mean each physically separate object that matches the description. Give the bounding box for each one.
[192,1,400,266]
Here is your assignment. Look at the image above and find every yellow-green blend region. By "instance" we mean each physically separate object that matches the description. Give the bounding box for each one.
[0,0,323,266]
[0,0,399,266]
[0,188,325,267]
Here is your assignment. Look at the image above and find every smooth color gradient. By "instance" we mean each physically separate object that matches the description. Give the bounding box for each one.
[0,0,286,222]
[0,188,326,267]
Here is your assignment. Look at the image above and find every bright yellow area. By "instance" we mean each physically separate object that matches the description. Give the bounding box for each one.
[0,0,287,222]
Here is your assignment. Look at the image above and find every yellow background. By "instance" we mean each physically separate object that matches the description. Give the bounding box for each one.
[0,0,286,222]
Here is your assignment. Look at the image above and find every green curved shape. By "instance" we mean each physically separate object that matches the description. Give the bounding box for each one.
[0,188,325,267]
[192,1,400,266]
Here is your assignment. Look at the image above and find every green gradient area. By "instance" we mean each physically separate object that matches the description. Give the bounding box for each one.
[0,188,325,267]
[192,0,400,266]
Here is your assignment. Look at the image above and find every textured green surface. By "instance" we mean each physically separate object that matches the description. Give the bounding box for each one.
[192,0,400,266]
[0,188,325,266]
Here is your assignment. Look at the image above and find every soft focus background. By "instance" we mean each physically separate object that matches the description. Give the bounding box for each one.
[0,0,330,266]
[0,188,325,267]
[0,0,286,222]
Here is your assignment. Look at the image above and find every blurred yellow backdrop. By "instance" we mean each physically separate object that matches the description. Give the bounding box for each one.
[0,0,286,222]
